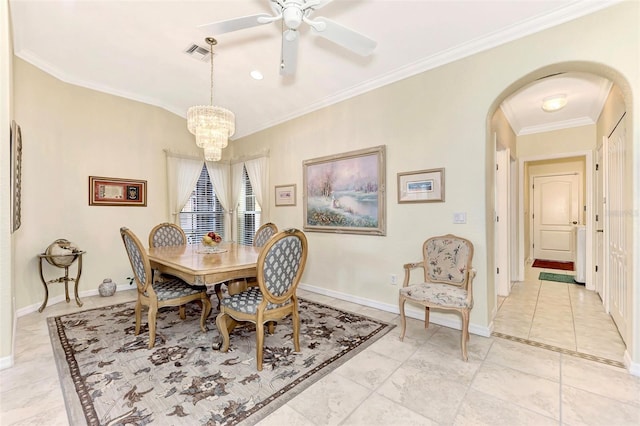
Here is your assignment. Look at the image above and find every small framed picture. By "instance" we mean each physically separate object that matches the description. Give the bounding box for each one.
[397,168,445,203]
[275,184,296,206]
[89,176,147,206]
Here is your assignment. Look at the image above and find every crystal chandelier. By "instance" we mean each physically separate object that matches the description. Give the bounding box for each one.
[187,37,235,161]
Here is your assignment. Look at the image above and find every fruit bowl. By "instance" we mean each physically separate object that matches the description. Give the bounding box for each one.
[202,231,222,246]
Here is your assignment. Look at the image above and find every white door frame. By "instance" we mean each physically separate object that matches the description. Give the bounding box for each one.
[518,150,594,289]
[496,148,511,296]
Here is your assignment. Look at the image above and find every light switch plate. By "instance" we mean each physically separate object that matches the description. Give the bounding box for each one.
[453,212,467,224]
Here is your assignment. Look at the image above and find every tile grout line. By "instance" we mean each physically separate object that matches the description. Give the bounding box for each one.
[491,331,626,369]
[558,352,563,425]
[527,278,543,339]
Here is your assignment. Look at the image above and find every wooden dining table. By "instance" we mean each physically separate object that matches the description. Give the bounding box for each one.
[147,242,261,287]
[147,242,261,350]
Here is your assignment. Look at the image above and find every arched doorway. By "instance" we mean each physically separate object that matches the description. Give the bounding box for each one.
[486,62,635,366]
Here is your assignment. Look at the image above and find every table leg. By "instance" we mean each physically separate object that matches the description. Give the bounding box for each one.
[212,313,238,351]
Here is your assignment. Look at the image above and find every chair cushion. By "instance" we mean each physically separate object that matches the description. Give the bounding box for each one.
[400,283,470,308]
[220,287,290,314]
[147,277,207,301]
[426,237,471,284]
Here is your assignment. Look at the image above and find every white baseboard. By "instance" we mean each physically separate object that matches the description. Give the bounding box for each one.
[0,354,14,370]
[15,284,134,317]
[298,282,492,338]
[624,351,640,377]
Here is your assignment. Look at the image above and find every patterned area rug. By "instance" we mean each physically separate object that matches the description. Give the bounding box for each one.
[48,298,393,425]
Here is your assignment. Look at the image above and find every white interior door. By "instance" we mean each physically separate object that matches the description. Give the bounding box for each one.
[532,174,581,261]
[606,116,628,341]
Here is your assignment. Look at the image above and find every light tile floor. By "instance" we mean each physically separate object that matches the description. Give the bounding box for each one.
[1,272,640,425]
[493,262,627,364]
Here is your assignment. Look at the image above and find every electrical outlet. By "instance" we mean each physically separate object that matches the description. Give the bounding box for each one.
[390,274,398,285]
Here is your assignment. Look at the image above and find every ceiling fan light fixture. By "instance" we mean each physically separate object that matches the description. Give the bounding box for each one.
[186,37,235,160]
[541,94,567,112]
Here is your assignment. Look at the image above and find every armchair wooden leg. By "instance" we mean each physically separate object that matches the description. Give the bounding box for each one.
[461,309,470,362]
[148,307,157,349]
[134,299,142,336]
[399,296,407,341]
[179,305,186,320]
[256,321,265,371]
[424,306,430,328]
[292,308,300,352]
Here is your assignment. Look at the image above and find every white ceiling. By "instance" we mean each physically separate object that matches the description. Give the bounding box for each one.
[9,0,619,140]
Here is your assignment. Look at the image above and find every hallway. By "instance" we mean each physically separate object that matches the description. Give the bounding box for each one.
[493,261,626,366]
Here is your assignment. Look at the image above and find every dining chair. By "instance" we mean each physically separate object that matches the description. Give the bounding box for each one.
[148,222,187,248]
[253,222,278,247]
[120,227,212,349]
[215,228,308,370]
[213,222,279,306]
[148,222,190,318]
[398,234,476,361]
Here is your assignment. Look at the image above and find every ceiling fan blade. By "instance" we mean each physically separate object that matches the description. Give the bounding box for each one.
[310,17,376,56]
[198,13,272,35]
[280,29,299,76]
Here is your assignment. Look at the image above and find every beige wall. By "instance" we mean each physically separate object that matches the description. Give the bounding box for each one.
[518,125,597,158]
[3,2,639,368]
[11,58,203,314]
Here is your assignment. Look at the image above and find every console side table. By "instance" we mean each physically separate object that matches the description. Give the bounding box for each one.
[37,251,85,312]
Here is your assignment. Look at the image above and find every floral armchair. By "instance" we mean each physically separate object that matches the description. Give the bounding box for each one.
[399,234,476,361]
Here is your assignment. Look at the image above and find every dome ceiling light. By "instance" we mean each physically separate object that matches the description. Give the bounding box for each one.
[541,94,568,112]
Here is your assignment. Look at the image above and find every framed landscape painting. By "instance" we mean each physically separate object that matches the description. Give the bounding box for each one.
[303,146,386,235]
[397,168,445,203]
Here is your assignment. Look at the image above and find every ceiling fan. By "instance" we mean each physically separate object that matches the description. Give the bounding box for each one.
[198,0,377,76]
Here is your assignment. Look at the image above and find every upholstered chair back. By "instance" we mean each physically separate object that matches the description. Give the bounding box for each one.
[121,227,151,293]
[256,229,307,303]
[422,235,474,287]
[149,223,187,248]
[253,222,278,247]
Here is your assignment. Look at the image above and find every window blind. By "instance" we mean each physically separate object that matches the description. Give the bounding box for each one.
[236,166,261,245]
[179,165,225,244]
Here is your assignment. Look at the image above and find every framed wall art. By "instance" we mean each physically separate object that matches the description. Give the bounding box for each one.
[275,184,296,206]
[397,168,445,203]
[89,176,147,206]
[303,145,386,235]
[10,120,22,232]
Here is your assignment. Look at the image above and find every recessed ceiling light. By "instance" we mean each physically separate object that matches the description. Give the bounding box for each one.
[250,70,264,80]
[541,94,567,112]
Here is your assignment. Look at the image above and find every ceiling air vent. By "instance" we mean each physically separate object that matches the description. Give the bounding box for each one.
[184,44,211,61]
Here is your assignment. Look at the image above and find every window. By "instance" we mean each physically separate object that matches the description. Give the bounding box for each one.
[179,165,225,244]
[236,166,261,245]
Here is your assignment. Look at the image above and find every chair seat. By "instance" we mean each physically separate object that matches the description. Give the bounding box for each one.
[400,282,470,308]
[220,287,290,314]
[146,277,207,301]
